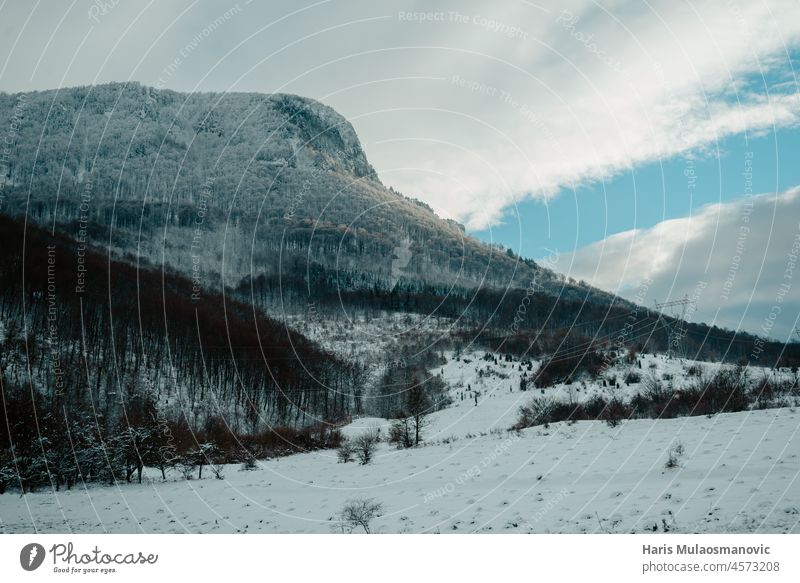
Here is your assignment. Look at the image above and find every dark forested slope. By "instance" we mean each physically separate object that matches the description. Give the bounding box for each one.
[0,213,366,432]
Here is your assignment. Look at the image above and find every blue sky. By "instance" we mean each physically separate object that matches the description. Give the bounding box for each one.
[475,126,800,260]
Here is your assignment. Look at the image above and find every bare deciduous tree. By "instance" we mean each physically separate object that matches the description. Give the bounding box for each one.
[338,497,383,533]
[406,384,430,446]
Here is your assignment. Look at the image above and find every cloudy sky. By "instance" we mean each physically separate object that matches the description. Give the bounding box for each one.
[1,0,799,340]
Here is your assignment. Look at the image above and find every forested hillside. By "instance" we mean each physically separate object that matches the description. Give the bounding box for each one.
[0,83,583,302]
[1,83,795,373]
[0,213,367,432]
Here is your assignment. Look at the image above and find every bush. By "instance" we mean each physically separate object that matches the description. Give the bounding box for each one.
[326,428,345,449]
[337,440,354,463]
[665,441,685,469]
[602,397,630,427]
[178,460,195,480]
[354,430,380,465]
[643,372,668,402]
[583,394,608,419]
[513,397,557,429]
[211,464,225,480]
[238,423,345,458]
[388,417,413,449]
[750,376,795,409]
[700,367,748,414]
[0,461,15,494]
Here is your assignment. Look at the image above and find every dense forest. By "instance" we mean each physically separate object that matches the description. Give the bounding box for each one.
[0,213,367,431]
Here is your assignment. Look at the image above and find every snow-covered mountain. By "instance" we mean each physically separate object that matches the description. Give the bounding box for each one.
[2,85,799,530]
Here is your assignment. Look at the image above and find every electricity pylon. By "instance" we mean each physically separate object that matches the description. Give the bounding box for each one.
[654,295,694,359]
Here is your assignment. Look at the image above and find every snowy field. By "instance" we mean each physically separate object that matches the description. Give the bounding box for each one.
[2,405,798,534]
[2,350,798,534]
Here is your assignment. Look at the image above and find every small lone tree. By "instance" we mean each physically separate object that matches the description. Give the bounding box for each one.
[338,497,383,533]
[192,443,220,479]
[406,384,430,446]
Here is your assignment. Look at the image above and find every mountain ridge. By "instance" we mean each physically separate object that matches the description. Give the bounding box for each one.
[0,81,591,303]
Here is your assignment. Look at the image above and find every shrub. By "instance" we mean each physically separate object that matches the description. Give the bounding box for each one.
[337,440,354,463]
[354,430,380,465]
[534,348,605,388]
[211,464,225,480]
[665,441,685,469]
[643,372,668,402]
[178,460,195,480]
[326,428,345,449]
[388,417,413,449]
[701,367,748,414]
[534,367,555,389]
[513,397,557,429]
[583,394,608,419]
[602,397,630,427]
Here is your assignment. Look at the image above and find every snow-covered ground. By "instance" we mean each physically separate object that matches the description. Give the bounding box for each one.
[2,350,797,534]
[422,350,797,440]
[2,406,798,534]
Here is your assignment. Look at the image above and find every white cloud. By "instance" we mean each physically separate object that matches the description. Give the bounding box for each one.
[361,0,800,229]
[1,0,800,230]
[557,188,800,340]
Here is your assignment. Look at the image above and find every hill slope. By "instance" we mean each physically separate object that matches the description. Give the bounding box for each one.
[1,83,569,298]
[1,83,795,368]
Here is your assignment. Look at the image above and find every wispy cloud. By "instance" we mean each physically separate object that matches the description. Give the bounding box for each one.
[558,188,800,340]
[363,0,800,229]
